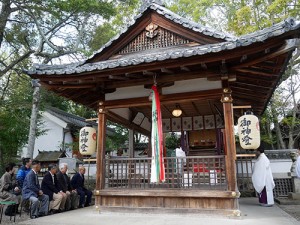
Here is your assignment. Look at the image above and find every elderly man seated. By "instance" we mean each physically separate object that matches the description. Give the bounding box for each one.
[41,164,67,214]
[56,163,79,210]
[71,166,92,208]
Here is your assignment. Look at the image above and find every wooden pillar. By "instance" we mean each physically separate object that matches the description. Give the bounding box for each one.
[221,88,237,192]
[128,129,134,158]
[95,101,106,209]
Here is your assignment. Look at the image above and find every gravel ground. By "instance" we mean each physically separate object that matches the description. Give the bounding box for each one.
[277,204,300,221]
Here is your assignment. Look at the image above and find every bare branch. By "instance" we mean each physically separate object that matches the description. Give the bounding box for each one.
[1,73,12,100]
[0,50,34,77]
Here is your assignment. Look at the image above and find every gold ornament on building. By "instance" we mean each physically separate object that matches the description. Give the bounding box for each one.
[145,23,159,38]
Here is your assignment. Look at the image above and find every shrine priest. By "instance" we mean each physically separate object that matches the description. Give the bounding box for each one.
[296,148,300,178]
[252,146,275,207]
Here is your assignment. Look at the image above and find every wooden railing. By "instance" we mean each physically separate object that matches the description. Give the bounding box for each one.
[236,154,256,194]
[105,155,227,190]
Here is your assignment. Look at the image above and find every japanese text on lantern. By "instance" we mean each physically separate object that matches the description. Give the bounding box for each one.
[240,118,252,145]
[80,129,89,152]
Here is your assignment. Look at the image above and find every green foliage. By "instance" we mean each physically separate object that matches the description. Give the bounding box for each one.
[0,74,33,172]
[88,22,117,52]
[168,0,299,35]
[88,0,140,53]
[106,121,128,151]
[165,133,179,150]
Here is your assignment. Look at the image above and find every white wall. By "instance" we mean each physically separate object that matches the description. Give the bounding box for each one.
[22,114,74,158]
[236,159,292,179]
[33,118,64,158]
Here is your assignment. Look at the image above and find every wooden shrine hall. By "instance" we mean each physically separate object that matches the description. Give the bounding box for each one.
[25,1,300,216]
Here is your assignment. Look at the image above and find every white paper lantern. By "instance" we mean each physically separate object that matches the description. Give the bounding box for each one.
[79,126,97,155]
[238,114,260,149]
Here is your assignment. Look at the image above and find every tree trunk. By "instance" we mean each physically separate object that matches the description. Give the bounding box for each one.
[0,145,4,174]
[26,84,40,158]
[270,103,286,149]
[0,0,11,48]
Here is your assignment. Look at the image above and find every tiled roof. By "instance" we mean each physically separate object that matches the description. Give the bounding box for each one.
[46,107,97,128]
[84,2,236,61]
[34,150,66,162]
[26,18,300,76]
[46,107,115,136]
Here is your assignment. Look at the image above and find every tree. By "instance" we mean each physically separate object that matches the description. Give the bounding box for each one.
[106,121,128,152]
[88,0,140,52]
[0,0,133,171]
[0,73,37,173]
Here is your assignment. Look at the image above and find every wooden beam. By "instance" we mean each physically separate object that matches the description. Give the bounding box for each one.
[104,89,222,109]
[125,73,142,78]
[46,84,95,89]
[143,70,156,76]
[106,110,151,136]
[108,75,129,80]
[233,94,266,103]
[192,102,201,115]
[231,86,269,97]
[232,39,299,69]
[144,81,174,89]
[232,105,252,109]
[104,70,217,89]
[161,68,174,74]
[201,63,207,70]
[180,66,190,71]
[233,81,272,91]
[162,105,172,118]
[236,73,275,85]
[233,68,277,77]
[99,189,239,198]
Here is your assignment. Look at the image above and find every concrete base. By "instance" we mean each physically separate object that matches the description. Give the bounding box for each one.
[288,192,300,200]
[275,197,300,205]
[292,177,300,193]
[99,206,241,218]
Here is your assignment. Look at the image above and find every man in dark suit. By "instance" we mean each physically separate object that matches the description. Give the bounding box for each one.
[41,164,67,213]
[71,166,92,208]
[56,163,79,210]
[22,160,49,219]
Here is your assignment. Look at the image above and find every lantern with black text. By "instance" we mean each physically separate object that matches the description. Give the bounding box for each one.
[238,112,260,149]
[79,125,97,155]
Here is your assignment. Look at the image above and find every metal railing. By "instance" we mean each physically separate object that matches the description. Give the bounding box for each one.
[105,155,227,190]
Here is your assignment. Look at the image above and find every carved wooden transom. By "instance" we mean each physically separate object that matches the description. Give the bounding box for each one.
[117,23,195,55]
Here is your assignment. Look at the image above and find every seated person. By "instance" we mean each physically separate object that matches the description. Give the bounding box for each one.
[0,163,21,216]
[16,158,32,189]
[71,166,92,208]
[16,158,32,212]
[22,160,49,219]
[41,164,67,213]
[56,163,79,210]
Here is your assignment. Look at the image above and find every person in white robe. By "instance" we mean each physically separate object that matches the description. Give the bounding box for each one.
[252,147,275,206]
[296,148,300,178]
[175,145,186,174]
